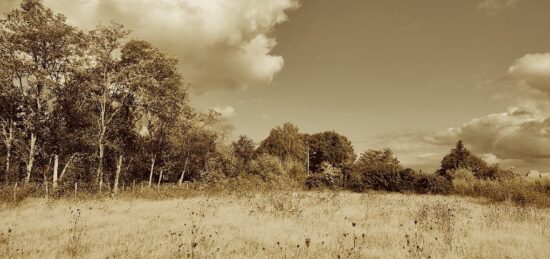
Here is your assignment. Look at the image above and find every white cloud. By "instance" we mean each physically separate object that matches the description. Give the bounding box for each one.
[373,52,550,172]
[481,153,501,164]
[213,105,236,118]
[478,0,519,14]
[1,0,300,92]
[508,53,550,94]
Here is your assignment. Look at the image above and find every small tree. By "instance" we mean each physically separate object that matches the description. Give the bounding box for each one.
[352,149,408,191]
[437,140,488,179]
[257,122,307,164]
[306,131,356,173]
[232,135,256,170]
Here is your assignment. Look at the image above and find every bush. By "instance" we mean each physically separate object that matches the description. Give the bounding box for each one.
[359,168,417,192]
[282,158,308,182]
[304,162,343,189]
[249,154,286,183]
[414,174,453,195]
[446,169,476,181]
[351,165,453,195]
[453,177,550,207]
[476,165,517,180]
[305,172,341,189]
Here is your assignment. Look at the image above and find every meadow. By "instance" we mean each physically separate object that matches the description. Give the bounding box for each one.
[1,190,549,258]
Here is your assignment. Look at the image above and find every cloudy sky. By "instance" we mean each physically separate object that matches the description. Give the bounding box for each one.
[2,0,550,173]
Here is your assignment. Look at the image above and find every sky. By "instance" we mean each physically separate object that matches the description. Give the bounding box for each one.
[2,0,550,173]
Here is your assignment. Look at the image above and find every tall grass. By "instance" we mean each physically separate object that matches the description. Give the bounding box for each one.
[453,178,550,207]
[1,191,549,258]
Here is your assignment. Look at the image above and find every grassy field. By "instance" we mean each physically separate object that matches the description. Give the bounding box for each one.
[1,191,549,258]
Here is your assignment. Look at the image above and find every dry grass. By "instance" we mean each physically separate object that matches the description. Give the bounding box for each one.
[1,191,549,258]
[453,178,550,207]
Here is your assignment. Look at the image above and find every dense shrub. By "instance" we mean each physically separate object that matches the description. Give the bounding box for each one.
[453,177,550,207]
[360,168,416,192]
[249,154,286,182]
[305,172,341,189]
[282,158,308,182]
[414,174,453,195]
[304,162,342,189]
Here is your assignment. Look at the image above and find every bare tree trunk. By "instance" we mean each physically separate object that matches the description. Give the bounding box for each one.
[96,88,108,188]
[2,122,14,183]
[24,133,37,185]
[148,156,156,187]
[113,155,123,195]
[157,170,163,188]
[59,155,75,181]
[96,133,105,187]
[5,144,10,184]
[178,158,189,186]
[52,155,59,189]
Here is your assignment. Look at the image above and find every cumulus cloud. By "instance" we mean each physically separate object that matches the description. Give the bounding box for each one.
[0,0,299,92]
[369,52,550,172]
[481,153,501,164]
[418,53,550,171]
[478,0,519,14]
[508,53,550,94]
[213,105,236,118]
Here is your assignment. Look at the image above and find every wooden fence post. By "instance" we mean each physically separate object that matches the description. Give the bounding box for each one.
[74,182,78,197]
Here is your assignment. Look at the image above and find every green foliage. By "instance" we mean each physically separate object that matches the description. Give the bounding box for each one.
[438,141,518,181]
[249,154,286,182]
[257,123,307,163]
[414,174,453,195]
[232,135,256,170]
[305,131,356,173]
[305,162,343,189]
[351,150,451,194]
[453,177,550,207]
[438,141,488,179]
[354,149,403,174]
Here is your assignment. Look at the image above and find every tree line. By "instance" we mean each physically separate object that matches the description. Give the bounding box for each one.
[1,1,518,196]
[0,1,232,191]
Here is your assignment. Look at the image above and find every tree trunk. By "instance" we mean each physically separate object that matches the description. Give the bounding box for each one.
[24,133,37,185]
[5,143,10,184]
[96,133,105,187]
[113,155,123,195]
[157,170,163,188]
[52,155,59,189]
[178,158,189,186]
[96,88,107,188]
[59,155,75,181]
[2,122,13,184]
[148,156,156,187]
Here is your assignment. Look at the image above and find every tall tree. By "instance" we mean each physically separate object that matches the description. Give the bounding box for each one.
[86,23,131,187]
[0,55,21,183]
[0,0,82,184]
[120,39,189,187]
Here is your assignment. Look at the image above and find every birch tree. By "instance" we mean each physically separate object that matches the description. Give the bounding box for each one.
[86,23,131,188]
[0,0,82,184]
[120,40,189,186]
